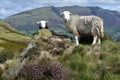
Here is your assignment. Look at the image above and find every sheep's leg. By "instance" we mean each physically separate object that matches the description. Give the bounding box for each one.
[98,38,101,45]
[75,36,79,46]
[92,36,97,45]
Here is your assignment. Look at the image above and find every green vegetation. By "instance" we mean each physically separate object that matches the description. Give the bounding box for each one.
[0,29,120,80]
[13,39,120,80]
[104,27,120,41]
[0,32,30,41]
[59,40,120,80]
[0,20,30,41]
[0,50,15,63]
[0,20,18,33]
[0,20,31,80]
[0,39,27,53]
[17,60,68,80]
[0,20,31,55]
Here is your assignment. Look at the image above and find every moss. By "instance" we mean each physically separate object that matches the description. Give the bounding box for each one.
[38,29,52,37]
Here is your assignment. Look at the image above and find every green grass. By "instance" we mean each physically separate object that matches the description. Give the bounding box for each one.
[0,32,30,41]
[0,20,18,33]
[0,50,15,63]
[0,38,28,69]
[0,39,27,54]
[0,20,30,40]
[0,20,31,53]
[59,40,120,80]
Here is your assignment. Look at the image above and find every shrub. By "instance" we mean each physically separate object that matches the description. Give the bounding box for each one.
[0,50,14,63]
[0,66,4,79]
[16,60,69,80]
[59,53,96,80]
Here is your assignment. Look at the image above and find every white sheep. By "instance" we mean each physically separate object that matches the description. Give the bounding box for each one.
[61,11,104,46]
[37,20,48,29]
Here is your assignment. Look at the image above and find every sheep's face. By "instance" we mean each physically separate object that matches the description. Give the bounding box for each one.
[61,11,71,21]
[37,20,47,28]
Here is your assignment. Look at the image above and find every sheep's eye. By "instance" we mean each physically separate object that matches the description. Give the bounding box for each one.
[61,14,64,16]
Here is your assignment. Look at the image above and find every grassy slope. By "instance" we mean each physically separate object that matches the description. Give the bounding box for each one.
[0,20,30,41]
[0,20,31,53]
[0,20,18,32]
[59,40,120,80]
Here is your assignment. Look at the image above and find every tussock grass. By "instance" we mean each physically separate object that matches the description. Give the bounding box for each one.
[59,40,120,80]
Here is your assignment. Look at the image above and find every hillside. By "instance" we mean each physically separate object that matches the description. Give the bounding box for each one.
[4,6,120,41]
[0,20,31,53]
[0,29,120,80]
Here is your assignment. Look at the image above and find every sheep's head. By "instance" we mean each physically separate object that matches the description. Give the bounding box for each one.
[37,20,48,29]
[60,11,72,21]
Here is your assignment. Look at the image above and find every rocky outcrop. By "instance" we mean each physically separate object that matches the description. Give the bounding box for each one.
[1,29,74,80]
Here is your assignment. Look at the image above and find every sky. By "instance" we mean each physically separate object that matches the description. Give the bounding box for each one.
[0,0,120,19]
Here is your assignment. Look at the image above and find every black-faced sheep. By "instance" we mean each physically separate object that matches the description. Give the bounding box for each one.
[61,11,104,46]
[37,20,48,29]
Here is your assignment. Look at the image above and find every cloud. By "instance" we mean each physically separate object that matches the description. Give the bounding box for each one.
[0,0,120,19]
[0,8,8,15]
[0,8,13,18]
[106,5,120,12]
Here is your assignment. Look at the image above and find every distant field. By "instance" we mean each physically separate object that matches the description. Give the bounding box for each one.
[0,32,30,42]
[0,20,31,53]
[0,38,27,53]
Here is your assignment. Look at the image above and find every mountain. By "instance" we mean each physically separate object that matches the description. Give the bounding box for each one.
[4,6,120,41]
[0,20,31,53]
